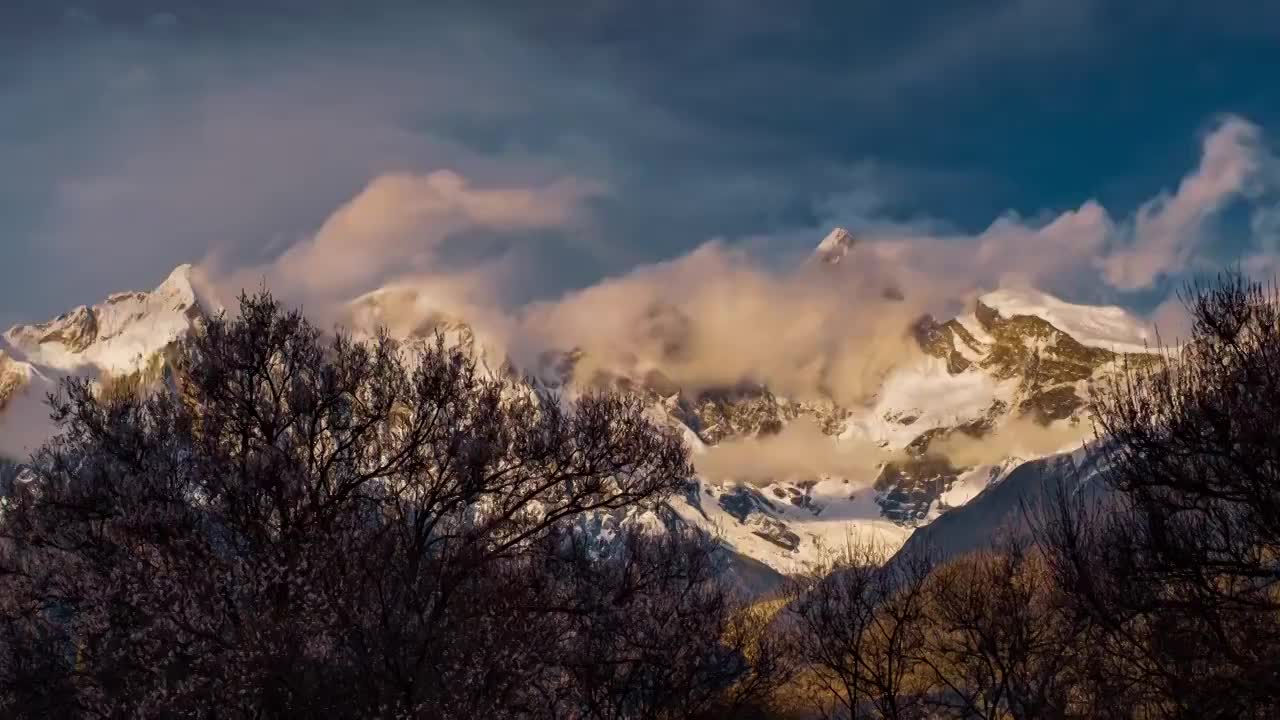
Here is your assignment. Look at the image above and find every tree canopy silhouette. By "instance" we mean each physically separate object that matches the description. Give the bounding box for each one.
[1037,272,1280,717]
[0,293,788,719]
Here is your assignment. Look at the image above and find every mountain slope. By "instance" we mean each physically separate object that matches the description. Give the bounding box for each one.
[887,446,1109,568]
[514,231,1154,572]
[0,233,1156,575]
[0,265,215,458]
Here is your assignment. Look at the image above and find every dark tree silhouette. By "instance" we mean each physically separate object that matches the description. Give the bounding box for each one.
[785,539,934,720]
[785,536,1092,720]
[917,539,1089,720]
[1036,273,1280,718]
[517,526,795,719]
[0,292,784,718]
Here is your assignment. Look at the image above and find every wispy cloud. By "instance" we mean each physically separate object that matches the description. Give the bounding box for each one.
[183,114,1280,408]
[822,116,1276,303]
[214,171,601,305]
[1102,117,1265,290]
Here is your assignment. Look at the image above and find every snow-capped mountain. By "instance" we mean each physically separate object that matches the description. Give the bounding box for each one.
[0,265,216,458]
[0,232,1157,576]
[887,446,1109,569]
[4,265,212,374]
[812,227,858,265]
[514,231,1156,573]
[646,296,1150,573]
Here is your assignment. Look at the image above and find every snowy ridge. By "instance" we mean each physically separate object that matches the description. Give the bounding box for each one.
[0,231,1161,576]
[811,227,858,265]
[0,355,55,460]
[3,264,214,374]
[668,476,913,575]
[846,357,1010,448]
[0,266,216,458]
[977,287,1153,353]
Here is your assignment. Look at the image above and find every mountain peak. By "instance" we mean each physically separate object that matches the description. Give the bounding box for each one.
[812,227,857,265]
[977,287,1152,352]
[160,263,195,292]
[4,265,211,374]
[156,263,224,319]
[0,258,1161,574]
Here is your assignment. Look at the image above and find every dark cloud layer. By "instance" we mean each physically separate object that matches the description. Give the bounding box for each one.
[2,0,1280,328]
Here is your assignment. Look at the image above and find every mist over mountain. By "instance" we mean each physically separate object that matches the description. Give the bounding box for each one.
[0,226,1163,574]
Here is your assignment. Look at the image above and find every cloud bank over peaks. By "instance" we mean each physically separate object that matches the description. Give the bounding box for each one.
[209,170,603,310]
[519,115,1279,400]
[837,115,1276,309]
[695,418,897,487]
[1102,116,1265,290]
[197,115,1280,407]
[514,241,931,405]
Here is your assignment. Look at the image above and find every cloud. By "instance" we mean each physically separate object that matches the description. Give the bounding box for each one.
[461,116,1280,413]
[691,413,1091,490]
[819,115,1276,306]
[0,17,630,326]
[0,0,1158,329]
[2,8,1276,408]
[849,199,1113,301]
[1148,295,1197,344]
[930,417,1090,468]
[6,3,1280,496]
[183,112,1273,418]
[214,170,601,305]
[1102,117,1265,290]
[694,417,897,486]
[180,112,1280,423]
[513,241,931,405]
[7,3,1278,339]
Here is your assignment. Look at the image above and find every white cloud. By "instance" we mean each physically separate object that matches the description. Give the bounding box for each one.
[695,417,895,486]
[513,241,930,405]
[218,170,600,304]
[190,114,1278,413]
[1102,116,1264,290]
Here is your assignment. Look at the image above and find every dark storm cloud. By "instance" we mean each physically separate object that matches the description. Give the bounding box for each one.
[2,0,1280,327]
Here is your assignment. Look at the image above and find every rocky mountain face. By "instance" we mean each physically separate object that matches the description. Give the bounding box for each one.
[0,353,25,413]
[0,231,1157,576]
[4,265,208,373]
[812,227,858,265]
[868,294,1147,526]
[0,265,213,459]
[498,231,1154,572]
[887,446,1110,570]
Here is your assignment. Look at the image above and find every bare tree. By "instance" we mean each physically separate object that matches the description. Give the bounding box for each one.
[518,525,796,719]
[917,538,1090,720]
[0,292,780,718]
[785,537,934,719]
[1035,273,1280,718]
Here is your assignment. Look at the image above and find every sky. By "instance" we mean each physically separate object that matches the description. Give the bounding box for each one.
[3,0,1280,337]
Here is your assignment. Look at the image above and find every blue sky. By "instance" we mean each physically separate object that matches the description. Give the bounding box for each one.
[3,1,1280,328]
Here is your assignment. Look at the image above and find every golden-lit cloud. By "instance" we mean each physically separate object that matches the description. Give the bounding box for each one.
[514,241,929,405]
[214,170,601,305]
[693,417,898,486]
[929,417,1090,468]
[192,117,1278,416]
[1102,117,1264,290]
